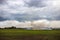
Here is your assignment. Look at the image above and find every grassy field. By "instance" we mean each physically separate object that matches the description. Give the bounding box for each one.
[0,29,60,40]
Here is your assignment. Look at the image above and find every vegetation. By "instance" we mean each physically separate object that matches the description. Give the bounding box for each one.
[4,26,16,29]
[52,28,60,30]
[0,29,60,40]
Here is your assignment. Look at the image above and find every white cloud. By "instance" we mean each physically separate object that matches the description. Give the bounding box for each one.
[0,0,60,14]
[0,20,32,28]
[0,20,60,28]
[0,0,60,21]
[0,19,49,28]
[0,20,20,28]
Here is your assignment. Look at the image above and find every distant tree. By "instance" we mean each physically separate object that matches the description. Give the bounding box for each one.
[52,28,60,30]
[4,26,16,29]
[10,26,16,29]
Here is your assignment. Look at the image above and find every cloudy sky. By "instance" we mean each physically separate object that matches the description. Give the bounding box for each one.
[0,0,60,21]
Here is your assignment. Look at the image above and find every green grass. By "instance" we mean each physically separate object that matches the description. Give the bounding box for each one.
[0,29,60,40]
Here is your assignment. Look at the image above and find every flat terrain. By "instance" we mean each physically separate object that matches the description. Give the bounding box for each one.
[0,29,60,40]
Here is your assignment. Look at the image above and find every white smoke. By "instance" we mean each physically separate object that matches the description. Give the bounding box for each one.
[0,20,60,29]
[50,21,60,28]
[32,19,50,27]
[0,19,49,28]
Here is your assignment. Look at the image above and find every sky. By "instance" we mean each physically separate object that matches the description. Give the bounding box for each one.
[0,0,60,21]
[0,0,60,28]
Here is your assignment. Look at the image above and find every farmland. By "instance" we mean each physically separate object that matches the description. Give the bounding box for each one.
[0,29,60,40]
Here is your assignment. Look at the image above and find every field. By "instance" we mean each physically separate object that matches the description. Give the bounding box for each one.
[0,29,60,40]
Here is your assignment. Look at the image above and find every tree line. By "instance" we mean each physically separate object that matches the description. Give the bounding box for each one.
[0,26,27,30]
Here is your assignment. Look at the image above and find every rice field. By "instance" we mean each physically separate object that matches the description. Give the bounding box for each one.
[0,29,60,40]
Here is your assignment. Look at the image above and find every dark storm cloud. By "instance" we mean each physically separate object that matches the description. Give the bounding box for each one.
[25,0,46,7]
[0,0,60,22]
[0,0,6,4]
[54,16,60,20]
[0,12,60,21]
[0,17,8,21]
